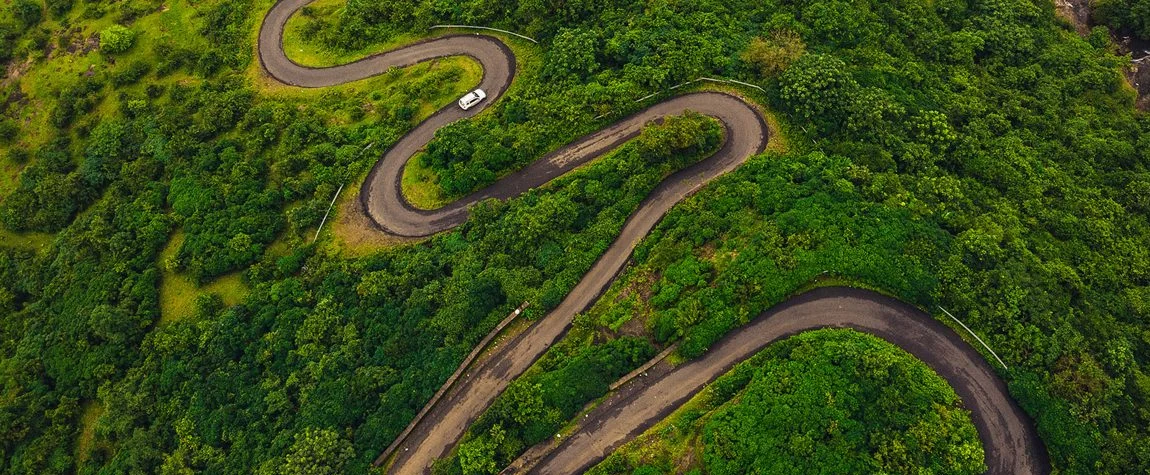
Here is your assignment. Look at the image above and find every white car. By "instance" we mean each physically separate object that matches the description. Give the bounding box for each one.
[458,88,487,110]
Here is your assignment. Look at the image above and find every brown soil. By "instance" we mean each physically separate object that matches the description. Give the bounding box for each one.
[1118,36,1150,110]
[616,309,649,338]
[3,60,33,87]
[330,182,414,255]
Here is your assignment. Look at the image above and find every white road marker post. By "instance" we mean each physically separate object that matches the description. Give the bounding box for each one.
[939,306,1009,370]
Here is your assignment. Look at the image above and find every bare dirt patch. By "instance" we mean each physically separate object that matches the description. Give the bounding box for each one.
[3,60,33,87]
[616,308,649,338]
[329,183,414,255]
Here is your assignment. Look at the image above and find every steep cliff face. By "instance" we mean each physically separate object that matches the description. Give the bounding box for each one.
[1054,0,1094,35]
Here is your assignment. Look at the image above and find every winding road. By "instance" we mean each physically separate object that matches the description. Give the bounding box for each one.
[259,2,1049,473]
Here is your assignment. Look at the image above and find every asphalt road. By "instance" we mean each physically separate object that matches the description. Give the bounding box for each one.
[259,2,1049,474]
[528,287,1049,474]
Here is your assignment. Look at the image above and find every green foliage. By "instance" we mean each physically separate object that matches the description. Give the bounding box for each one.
[1093,0,1150,40]
[110,60,152,87]
[0,0,1148,473]
[46,0,73,19]
[776,53,858,128]
[10,0,43,28]
[458,424,506,475]
[591,330,985,475]
[702,331,984,474]
[741,30,806,78]
[0,119,18,143]
[99,25,136,54]
[543,29,600,81]
[447,337,657,474]
[278,427,354,475]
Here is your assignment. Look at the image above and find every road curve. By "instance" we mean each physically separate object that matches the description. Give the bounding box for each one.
[258,2,1048,474]
[528,287,1049,474]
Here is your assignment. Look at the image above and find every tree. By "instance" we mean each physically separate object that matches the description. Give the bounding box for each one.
[701,330,985,475]
[741,30,806,78]
[280,428,353,475]
[46,0,73,19]
[775,53,858,129]
[458,424,506,475]
[544,28,600,80]
[1093,0,1150,40]
[0,119,18,143]
[11,0,42,27]
[99,25,136,54]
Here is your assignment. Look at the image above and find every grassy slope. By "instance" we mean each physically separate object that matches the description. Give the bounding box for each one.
[0,228,52,251]
[402,152,453,210]
[73,401,104,466]
[157,232,249,324]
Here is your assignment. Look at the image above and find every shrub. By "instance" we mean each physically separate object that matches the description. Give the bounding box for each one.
[46,0,73,19]
[110,60,151,87]
[0,119,18,143]
[7,148,30,165]
[99,25,136,54]
[741,30,806,78]
[11,0,43,27]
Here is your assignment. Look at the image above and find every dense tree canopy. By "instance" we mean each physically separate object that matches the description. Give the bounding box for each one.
[0,0,1147,473]
[1093,0,1150,40]
[701,331,984,474]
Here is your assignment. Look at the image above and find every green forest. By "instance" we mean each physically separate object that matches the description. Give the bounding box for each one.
[0,0,1148,473]
[590,330,985,475]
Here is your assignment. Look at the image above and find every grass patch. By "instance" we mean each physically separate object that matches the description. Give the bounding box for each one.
[159,271,248,324]
[401,152,453,210]
[325,179,416,257]
[75,401,104,466]
[158,232,249,324]
[0,227,53,252]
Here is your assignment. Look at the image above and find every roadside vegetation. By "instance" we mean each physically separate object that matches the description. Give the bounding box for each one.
[589,330,985,475]
[0,0,1147,474]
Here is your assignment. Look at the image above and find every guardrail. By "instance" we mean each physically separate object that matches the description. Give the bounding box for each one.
[631,77,765,104]
[430,25,538,44]
[373,301,532,467]
[311,184,344,243]
[591,76,767,120]
[501,342,680,474]
[939,306,1009,370]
